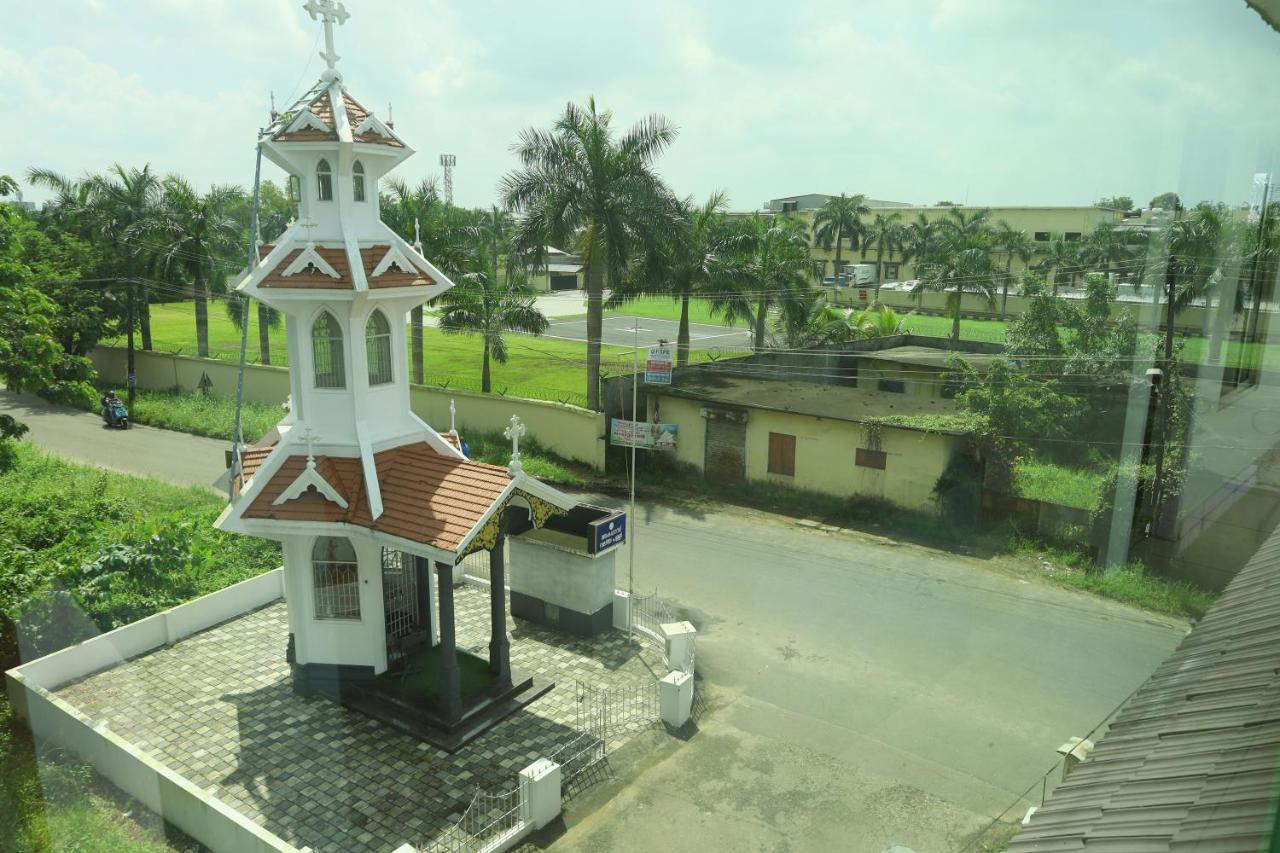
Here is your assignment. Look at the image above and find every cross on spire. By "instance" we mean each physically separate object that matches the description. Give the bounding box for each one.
[302,0,350,81]
[503,415,526,475]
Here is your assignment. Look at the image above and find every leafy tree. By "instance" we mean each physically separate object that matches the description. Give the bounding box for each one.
[233,180,295,365]
[811,193,868,279]
[862,212,904,298]
[150,177,243,358]
[990,220,1033,318]
[1149,192,1181,211]
[1095,196,1134,212]
[0,206,96,409]
[620,192,731,367]
[1162,203,1230,361]
[0,175,17,198]
[501,97,677,410]
[711,213,813,350]
[0,414,28,471]
[435,263,549,392]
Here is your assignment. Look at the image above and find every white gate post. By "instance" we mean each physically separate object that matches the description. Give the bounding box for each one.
[519,758,562,830]
[612,589,631,631]
[659,670,694,728]
[660,621,697,675]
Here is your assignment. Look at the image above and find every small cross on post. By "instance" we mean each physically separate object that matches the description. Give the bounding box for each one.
[299,426,319,469]
[503,415,526,475]
[302,0,350,81]
[298,218,319,246]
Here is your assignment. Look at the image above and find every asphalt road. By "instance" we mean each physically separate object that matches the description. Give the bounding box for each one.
[545,315,753,351]
[2,389,1183,851]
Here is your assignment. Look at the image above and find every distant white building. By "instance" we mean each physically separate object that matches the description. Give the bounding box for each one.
[763,193,912,213]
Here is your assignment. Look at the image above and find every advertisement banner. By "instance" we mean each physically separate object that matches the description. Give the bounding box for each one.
[610,418,678,451]
[645,344,673,385]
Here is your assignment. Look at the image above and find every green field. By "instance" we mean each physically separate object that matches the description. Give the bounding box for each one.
[114,301,736,407]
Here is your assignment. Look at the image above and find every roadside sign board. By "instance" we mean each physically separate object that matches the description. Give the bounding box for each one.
[645,344,673,385]
[610,418,678,451]
[589,511,627,555]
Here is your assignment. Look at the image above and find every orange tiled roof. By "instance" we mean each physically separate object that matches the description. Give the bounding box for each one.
[256,244,434,290]
[242,442,511,553]
[273,89,404,148]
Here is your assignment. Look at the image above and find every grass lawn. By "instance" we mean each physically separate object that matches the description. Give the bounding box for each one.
[385,646,497,702]
[607,296,746,327]
[115,301,732,408]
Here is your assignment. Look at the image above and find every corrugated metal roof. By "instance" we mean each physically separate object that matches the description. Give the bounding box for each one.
[1008,529,1280,851]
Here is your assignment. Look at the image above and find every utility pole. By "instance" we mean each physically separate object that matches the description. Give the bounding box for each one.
[439,154,456,206]
[628,318,639,610]
[125,279,136,409]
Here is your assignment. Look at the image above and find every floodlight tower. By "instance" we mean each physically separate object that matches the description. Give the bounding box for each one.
[439,154,456,205]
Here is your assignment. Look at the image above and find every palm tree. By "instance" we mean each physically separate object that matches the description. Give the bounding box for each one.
[991,221,1034,318]
[435,263,549,393]
[773,291,858,348]
[0,175,18,197]
[862,212,904,300]
[1036,238,1079,295]
[811,193,869,280]
[620,192,730,368]
[711,214,813,350]
[501,98,677,411]
[1082,222,1134,287]
[471,205,516,281]
[83,164,165,352]
[854,305,909,338]
[901,213,939,309]
[917,229,999,342]
[1164,203,1230,361]
[151,177,243,358]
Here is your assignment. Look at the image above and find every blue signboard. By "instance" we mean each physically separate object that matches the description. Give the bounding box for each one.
[589,512,627,555]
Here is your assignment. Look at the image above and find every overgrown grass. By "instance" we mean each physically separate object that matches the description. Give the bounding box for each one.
[1013,460,1109,510]
[98,388,282,444]
[462,429,592,486]
[1014,538,1215,619]
[1,444,281,852]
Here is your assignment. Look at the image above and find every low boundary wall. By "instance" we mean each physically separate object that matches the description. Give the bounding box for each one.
[4,570,302,853]
[89,347,607,471]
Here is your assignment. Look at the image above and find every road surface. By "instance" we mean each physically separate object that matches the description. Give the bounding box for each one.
[1,389,1183,850]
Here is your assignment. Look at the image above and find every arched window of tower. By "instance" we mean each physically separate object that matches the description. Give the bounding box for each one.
[312,310,346,388]
[316,158,334,202]
[366,309,393,385]
[352,161,366,202]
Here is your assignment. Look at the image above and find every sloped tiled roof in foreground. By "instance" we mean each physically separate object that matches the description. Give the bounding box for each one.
[1009,526,1280,851]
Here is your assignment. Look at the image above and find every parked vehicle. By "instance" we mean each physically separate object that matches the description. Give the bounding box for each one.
[100,392,129,429]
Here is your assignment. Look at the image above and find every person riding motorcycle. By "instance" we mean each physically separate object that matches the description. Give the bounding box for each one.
[100,391,128,428]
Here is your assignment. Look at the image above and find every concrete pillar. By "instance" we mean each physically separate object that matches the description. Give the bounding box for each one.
[488,534,511,685]
[414,555,432,643]
[519,758,562,830]
[435,561,462,722]
[612,589,631,631]
[661,621,697,675]
[659,670,693,728]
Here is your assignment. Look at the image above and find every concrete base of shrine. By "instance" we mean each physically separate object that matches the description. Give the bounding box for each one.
[509,526,616,638]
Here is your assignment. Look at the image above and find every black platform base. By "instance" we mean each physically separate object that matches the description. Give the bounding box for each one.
[291,657,553,752]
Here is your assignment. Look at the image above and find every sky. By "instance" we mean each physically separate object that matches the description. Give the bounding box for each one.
[3,0,1279,211]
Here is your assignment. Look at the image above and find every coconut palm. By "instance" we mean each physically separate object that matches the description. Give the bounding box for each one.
[710,214,813,351]
[941,206,992,243]
[501,98,677,411]
[150,177,243,358]
[854,305,909,338]
[1082,222,1135,288]
[620,191,730,368]
[811,193,869,279]
[0,175,18,198]
[1035,238,1080,295]
[773,291,858,348]
[471,205,517,280]
[862,212,904,299]
[991,221,1034,318]
[83,164,166,352]
[900,213,940,309]
[1164,203,1230,360]
[435,263,549,393]
[917,229,999,342]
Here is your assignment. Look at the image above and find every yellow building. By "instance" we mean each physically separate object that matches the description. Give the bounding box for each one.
[646,371,972,511]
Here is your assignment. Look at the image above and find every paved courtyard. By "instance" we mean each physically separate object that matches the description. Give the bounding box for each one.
[53,585,666,853]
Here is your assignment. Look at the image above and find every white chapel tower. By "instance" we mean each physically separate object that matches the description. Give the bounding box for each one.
[216,0,578,746]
